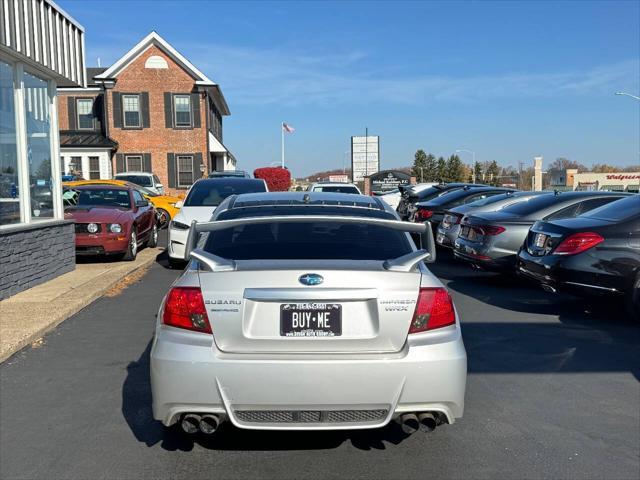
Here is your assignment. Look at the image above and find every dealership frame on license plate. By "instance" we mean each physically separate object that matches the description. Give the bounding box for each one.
[280,303,342,337]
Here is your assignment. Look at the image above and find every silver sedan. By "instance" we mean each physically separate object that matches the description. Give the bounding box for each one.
[151,192,467,435]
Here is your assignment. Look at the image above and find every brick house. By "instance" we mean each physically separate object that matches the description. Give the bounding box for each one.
[57,32,234,194]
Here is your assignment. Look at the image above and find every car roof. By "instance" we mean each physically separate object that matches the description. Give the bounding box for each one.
[227,191,386,211]
[71,184,132,191]
[115,172,153,176]
[310,182,358,187]
[193,177,265,186]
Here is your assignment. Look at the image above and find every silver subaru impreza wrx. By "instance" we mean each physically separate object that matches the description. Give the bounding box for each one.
[150,192,467,435]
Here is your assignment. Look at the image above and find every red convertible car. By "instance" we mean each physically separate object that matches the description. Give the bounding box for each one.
[64,185,158,260]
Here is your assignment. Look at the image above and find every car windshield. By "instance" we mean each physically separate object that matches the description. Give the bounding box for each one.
[581,195,639,221]
[116,175,152,187]
[184,180,267,206]
[204,207,412,260]
[67,188,131,209]
[502,194,569,215]
[313,185,359,193]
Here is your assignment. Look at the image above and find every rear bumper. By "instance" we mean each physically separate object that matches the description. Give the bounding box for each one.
[453,237,516,272]
[168,227,188,260]
[516,250,628,296]
[150,326,467,430]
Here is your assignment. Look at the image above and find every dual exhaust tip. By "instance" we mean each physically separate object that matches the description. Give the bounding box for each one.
[398,412,439,434]
[181,413,222,435]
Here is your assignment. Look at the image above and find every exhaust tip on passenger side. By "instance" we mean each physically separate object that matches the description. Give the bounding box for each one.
[199,414,220,434]
[418,412,437,432]
[180,414,201,434]
[399,413,420,434]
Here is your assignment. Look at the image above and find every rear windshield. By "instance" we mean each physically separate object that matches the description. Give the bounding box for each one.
[116,175,152,187]
[466,192,513,207]
[204,208,412,260]
[313,185,359,194]
[185,180,266,206]
[412,186,456,201]
[502,194,568,215]
[581,195,639,221]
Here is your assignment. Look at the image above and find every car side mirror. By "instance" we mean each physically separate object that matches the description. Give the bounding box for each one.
[174,200,183,209]
[136,200,149,207]
[156,183,163,188]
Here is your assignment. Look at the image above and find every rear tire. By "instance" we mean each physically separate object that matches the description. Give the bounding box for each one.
[147,223,158,248]
[122,229,138,261]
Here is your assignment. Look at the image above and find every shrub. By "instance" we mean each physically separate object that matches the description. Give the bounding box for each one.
[253,167,292,192]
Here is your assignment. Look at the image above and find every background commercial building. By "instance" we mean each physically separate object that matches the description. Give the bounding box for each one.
[0,0,85,299]
[57,32,234,194]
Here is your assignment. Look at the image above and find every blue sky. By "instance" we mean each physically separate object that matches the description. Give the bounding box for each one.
[61,0,640,176]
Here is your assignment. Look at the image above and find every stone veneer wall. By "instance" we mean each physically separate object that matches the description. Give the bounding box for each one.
[0,221,75,300]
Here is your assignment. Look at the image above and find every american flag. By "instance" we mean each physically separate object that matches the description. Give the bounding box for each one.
[282,122,295,133]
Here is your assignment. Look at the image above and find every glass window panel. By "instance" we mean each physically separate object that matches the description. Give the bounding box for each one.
[24,71,53,220]
[0,61,21,225]
[122,95,140,127]
[177,155,193,187]
[174,95,191,127]
[126,155,142,172]
[77,98,94,130]
[89,156,100,179]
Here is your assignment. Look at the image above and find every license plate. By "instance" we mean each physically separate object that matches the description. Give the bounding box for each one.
[280,303,342,337]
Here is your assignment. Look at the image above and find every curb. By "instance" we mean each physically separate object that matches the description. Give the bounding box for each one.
[0,248,161,364]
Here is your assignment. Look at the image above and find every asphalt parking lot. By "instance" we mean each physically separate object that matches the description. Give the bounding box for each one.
[1,237,638,480]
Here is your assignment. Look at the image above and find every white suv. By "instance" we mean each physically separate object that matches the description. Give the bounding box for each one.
[114,172,164,195]
[307,182,361,194]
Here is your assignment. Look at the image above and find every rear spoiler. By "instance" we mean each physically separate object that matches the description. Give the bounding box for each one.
[185,216,436,272]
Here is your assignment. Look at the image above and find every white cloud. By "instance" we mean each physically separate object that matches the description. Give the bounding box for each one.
[185,43,639,107]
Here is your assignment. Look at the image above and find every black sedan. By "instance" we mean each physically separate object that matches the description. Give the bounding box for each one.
[453,191,630,272]
[397,182,486,221]
[517,195,639,320]
[413,186,516,232]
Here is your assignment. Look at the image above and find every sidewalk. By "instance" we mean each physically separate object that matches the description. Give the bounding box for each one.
[0,246,162,363]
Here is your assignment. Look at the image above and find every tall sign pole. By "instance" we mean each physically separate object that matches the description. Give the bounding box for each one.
[364,127,368,177]
[281,122,285,168]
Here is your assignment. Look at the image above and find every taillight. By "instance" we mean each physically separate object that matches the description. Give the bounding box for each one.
[162,287,212,334]
[553,232,604,256]
[415,209,434,222]
[475,225,505,236]
[409,287,456,334]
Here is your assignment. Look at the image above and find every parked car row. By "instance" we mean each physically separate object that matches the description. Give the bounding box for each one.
[401,183,639,321]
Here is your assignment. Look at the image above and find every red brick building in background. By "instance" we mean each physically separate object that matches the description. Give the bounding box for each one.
[57,32,234,194]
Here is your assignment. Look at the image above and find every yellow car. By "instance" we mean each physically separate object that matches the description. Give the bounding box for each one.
[62,179,183,227]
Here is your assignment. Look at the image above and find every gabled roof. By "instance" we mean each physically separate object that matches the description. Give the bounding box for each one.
[95,31,213,84]
[94,31,230,115]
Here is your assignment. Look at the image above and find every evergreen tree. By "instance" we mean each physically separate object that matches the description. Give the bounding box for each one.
[436,157,446,182]
[486,160,500,186]
[423,153,437,181]
[445,154,465,182]
[411,150,428,181]
[473,162,482,183]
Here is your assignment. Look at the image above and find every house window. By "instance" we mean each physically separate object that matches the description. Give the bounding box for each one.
[89,156,100,179]
[76,98,94,130]
[177,155,194,187]
[122,94,141,128]
[69,156,82,176]
[126,155,143,172]
[173,95,191,127]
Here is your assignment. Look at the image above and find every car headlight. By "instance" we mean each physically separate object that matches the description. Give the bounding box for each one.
[87,223,99,234]
[109,223,122,233]
[170,220,189,230]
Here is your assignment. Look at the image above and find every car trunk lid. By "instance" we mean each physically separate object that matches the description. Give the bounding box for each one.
[199,261,421,353]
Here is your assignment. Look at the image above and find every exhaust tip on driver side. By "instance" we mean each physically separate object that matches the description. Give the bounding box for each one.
[399,413,420,434]
[199,414,220,434]
[418,412,437,432]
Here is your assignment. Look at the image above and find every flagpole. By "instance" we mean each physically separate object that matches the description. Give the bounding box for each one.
[281,122,285,168]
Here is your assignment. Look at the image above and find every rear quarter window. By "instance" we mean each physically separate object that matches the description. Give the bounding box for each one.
[582,195,640,221]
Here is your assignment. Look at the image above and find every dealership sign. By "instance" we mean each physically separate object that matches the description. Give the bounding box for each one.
[369,170,411,194]
[351,135,380,182]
